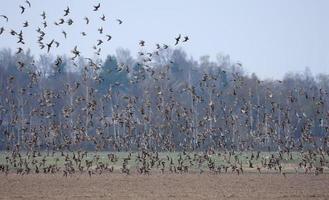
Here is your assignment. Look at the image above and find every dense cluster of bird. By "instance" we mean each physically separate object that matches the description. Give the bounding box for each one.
[0,1,328,177]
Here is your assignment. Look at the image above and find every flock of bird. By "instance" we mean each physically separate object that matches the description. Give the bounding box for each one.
[0,1,328,177]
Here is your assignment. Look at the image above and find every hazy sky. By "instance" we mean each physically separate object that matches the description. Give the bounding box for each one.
[0,0,328,79]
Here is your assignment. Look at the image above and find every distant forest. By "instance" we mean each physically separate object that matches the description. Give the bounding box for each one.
[0,48,328,152]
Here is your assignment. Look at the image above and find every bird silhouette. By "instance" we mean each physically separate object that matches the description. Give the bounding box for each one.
[182,36,189,42]
[106,35,112,41]
[139,40,145,47]
[100,14,106,21]
[84,17,89,24]
[25,0,31,8]
[0,15,8,22]
[46,39,55,53]
[116,19,123,25]
[175,34,181,45]
[41,11,46,20]
[23,21,29,27]
[93,3,101,11]
[19,5,26,14]
[61,31,67,39]
[0,27,4,35]
[64,7,70,16]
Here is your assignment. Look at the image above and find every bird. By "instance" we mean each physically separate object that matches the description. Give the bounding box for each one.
[67,19,74,26]
[41,11,46,20]
[0,15,8,22]
[116,19,123,25]
[84,17,89,24]
[0,27,4,35]
[71,46,81,59]
[19,5,26,14]
[100,14,106,21]
[93,3,101,11]
[106,35,112,41]
[97,39,103,46]
[139,40,145,47]
[25,0,31,8]
[62,31,67,38]
[182,36,189,42]
[64,7,70,16]
[54,41,60,48]
[16,47,23,54]
[98,27,103,34]
[175,34,181,45]
[23,21,29,27]
[46,39,55,53]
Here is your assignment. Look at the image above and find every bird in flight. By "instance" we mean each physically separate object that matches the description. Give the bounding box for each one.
[62,31,67,39]
[182,36,189,42]
[116,19,123,25]
[139,40,145,47]
[64,7,70,17]
[84,17,90,24]
[0,15,8,22]
[16,47,23,54]
[19,5,26,14]
[106,35,112,41]
[46,39,55,53]
[25,0,31,8]
[41,11,46,20]
[97,39,103,46]
[93,3,101,11]
[100,14,106,21]
[175,34,181,45]
[0,27,5,35]
[23,21,29,27]
[98,27,103,34]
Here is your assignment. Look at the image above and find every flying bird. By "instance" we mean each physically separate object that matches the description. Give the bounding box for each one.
[0,15,8,22]
[100,14,106,21]
[139,40,145,47]
[175,34,181,45]
[41,11,46,20]
[64,7,70,16]
[116,19,123,25]
[25,0,31,8]
[84,17,89,24]
[19,5,26,14]
[0,27,5,35]
[106,35,112,41]
[93,3,101,11]
[98,27,103,34]
[67,19,74,25]
[16,47,23,54]
[97,39,103,46]
[62,31,67,38]
[23,21,29,27]
[46,39,55,53]
[182,36,189,42]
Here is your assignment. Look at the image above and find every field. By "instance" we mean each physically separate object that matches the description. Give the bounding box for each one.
[1,174,329,200]
[1,151,328,174]
[1,151,329,199]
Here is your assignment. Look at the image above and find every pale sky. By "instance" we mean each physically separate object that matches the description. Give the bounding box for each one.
[0,0,328,79]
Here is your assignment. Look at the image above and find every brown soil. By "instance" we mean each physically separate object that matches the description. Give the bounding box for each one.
[0,174,329,200]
